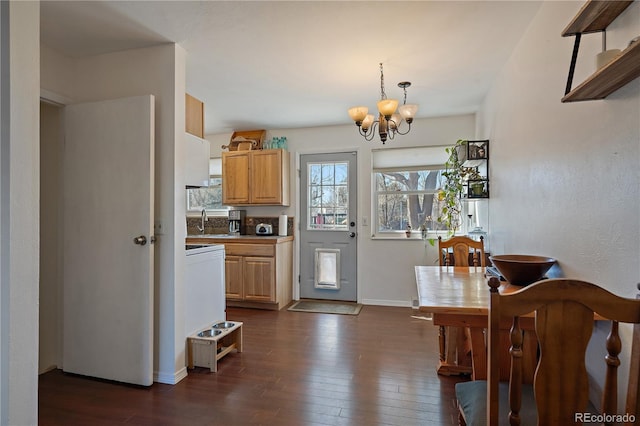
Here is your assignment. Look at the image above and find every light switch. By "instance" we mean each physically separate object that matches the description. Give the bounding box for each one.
[362,216,368,227]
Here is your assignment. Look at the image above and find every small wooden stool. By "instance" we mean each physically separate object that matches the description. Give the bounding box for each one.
[187,321,243,372]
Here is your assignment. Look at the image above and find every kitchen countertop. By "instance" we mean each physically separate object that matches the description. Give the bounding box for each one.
[186,234,294,244]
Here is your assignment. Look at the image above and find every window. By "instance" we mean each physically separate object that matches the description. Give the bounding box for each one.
[186,158,228,216]
[372,146,452,236]
[307,161,349,230]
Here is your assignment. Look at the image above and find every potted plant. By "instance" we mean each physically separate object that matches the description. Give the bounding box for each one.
[437,139,486,233]
[436,140,465,234]
[467,168,486,197]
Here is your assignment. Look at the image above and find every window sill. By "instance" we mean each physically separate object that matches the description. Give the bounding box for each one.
[371,231,450,241]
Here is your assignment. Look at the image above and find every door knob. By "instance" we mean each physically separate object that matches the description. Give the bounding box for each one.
[133,235,147,246]
[349,232,356,238]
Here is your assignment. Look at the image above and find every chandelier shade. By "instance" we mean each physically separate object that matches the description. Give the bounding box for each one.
[347,63,418,144]
[347,106,368,124]
[377,99,398,118]
[398,104,418,123]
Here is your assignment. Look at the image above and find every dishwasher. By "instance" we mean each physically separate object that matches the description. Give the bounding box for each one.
[184,244,226,337]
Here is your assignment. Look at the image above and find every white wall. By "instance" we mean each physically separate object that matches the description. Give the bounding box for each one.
[477,1,640,409]
[1,1,40,424]
[40,44,189,384]
[208,114,476,306]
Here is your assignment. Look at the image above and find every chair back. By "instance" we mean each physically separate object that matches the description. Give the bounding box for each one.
[487,277,640,425]
[438,235,485,267]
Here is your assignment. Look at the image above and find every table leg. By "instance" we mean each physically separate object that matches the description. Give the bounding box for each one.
[436,325,473,376]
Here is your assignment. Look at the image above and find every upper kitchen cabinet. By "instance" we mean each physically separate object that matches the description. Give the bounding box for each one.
[184,94,210,187]
[186,94,204,138]
[222,149,290,206]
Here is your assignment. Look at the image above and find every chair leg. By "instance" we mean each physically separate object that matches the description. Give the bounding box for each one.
[458,407,467,426]
[439,325,446,362]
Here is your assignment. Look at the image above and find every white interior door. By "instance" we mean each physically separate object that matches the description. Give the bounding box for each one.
[299,152,357,301]
[63,95,154,386]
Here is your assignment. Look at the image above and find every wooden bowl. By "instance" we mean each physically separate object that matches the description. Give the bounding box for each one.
[489,254,556,286]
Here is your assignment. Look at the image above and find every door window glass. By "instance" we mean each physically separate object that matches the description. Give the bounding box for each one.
[307,161,348,230]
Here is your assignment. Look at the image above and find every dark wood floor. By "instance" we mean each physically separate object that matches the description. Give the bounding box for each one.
[39,305,468,425]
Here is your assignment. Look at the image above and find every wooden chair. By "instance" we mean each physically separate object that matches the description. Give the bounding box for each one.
[438,235,485,267]
[455,278,640,426]
[436,236,485,375]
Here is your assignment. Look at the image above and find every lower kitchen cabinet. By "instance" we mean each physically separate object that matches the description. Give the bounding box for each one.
[223,238,293,310]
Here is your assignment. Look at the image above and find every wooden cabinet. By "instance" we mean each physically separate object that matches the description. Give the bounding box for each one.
[222,152,250,204]
[186,94,204,138]
[184,94,209,187]
[223,238,293,310]
[561,1,639,102]
[224,255,244,299]
[222,149,290,206]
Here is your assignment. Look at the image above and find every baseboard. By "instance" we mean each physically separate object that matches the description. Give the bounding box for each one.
[38,364,59,375]
[360,298,412,307]
[154,366,188,385]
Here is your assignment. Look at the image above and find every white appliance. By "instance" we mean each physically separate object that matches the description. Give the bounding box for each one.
[185,244,226,337]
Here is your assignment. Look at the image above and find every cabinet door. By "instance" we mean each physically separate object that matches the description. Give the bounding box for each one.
[185,94,204,138]
[243,256,275,302]
[250,150,289,205]
[224,255,244,300]
[222,151,250,204]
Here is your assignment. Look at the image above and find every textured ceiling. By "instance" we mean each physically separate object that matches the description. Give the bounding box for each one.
[40,1,543,134]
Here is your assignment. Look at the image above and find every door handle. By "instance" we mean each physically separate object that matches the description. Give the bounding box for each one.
[133,235,147,246]
[349,232,356,238]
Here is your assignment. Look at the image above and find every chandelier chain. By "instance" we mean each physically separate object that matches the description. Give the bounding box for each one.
[379,62,387,100]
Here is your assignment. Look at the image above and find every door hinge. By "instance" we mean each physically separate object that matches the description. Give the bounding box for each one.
[298,275,301,283]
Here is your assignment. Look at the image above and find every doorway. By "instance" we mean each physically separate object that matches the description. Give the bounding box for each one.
[299,152,357,301]
[39,101,64,374]
[38,96,155,386]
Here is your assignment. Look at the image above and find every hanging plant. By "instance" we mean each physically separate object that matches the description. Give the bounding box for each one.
[436,139,476,234]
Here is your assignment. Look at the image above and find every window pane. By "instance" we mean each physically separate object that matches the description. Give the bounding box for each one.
[307,161,349,231]
[187,177,226,211]
[334,163,348,184]
[374,168,453,233]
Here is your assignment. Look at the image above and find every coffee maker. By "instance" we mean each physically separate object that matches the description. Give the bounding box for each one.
[228,210,246,235]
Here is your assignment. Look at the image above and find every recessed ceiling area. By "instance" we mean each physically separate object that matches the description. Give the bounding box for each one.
[40,1,543,134]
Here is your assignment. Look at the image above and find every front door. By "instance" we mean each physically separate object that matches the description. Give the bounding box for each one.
[62,95,155,386]
[299,152,357,301]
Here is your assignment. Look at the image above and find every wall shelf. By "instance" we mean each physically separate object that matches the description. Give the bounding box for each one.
[562,1,633,36]
[561,0,639,103]
[562,40,640,102]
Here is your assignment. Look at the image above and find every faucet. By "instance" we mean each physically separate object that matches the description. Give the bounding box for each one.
[196,209,207,234]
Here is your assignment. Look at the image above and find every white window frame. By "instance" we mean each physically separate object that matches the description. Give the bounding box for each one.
[371,145,451,239]
[186,158,229,217]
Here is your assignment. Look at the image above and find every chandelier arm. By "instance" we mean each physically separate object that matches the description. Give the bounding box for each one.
[359,121,379,141]
[393,121,412,136]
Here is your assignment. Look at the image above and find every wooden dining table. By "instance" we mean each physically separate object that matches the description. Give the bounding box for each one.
[415,266,539,381]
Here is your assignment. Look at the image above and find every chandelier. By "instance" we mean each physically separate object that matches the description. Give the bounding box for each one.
[348,63,418,144]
